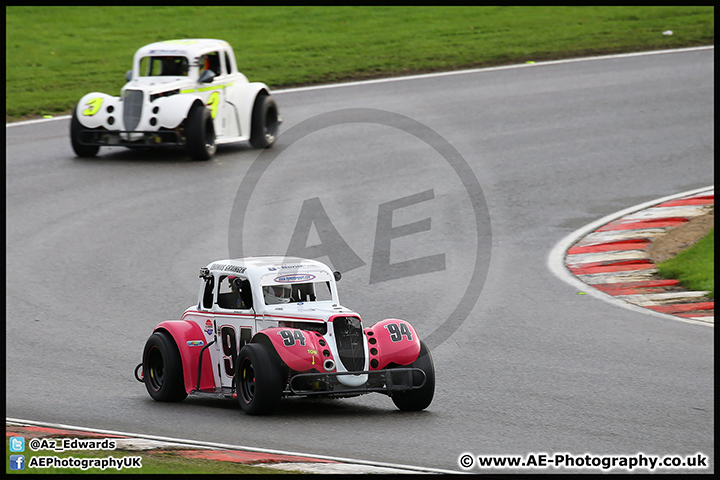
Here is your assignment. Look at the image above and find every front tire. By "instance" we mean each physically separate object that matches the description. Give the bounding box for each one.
[186,104,216,161]
[142,331,187,402]
[391,340,435,411]
[249,95,279,149]
[70,108,100,157]
[236,343,283,415]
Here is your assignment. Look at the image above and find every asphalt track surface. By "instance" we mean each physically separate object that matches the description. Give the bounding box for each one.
[6,47,714,473]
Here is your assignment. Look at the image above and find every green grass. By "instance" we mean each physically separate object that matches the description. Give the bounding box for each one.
[6,440,297,475]
[5,6,714,121]
[658,229,714,298]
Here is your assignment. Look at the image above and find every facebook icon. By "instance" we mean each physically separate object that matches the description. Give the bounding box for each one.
[9,455,25,470]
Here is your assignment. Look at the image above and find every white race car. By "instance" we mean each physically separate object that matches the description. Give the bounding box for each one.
[71,39,281,160]
[135,256,435,415]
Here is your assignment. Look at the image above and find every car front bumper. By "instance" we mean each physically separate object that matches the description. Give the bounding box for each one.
[287,367,427,397]
[76,128,185,148]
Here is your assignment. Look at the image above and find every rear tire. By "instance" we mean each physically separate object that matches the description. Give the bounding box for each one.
[142,331,187,402]
[186,104,216,161]
[236,343,283,415]
[70,108,100,157]
[391,340,435,411]
[249,95,279,149]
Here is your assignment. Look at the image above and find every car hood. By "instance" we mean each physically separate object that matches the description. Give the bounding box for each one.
[262,301,359,322]
[122,77,195,93]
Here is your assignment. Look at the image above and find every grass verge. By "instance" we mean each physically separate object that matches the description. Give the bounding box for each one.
[658,229,714,298]
[5,6,714,121]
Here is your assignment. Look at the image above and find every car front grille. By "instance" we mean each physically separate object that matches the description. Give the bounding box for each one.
[123,90,143,131]
[333,316,365,371]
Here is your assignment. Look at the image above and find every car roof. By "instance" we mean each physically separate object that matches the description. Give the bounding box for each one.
[205,256,335,282]
[135,39,230,58]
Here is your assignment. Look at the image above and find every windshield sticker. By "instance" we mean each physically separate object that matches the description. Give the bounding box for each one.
[274,274,315,283]
[148,49,186,55]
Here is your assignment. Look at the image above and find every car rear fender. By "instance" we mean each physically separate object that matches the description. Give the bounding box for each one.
[154,320,215,394]
[75,93,121,129]
[252,328,328,373]
[365,319,421,370]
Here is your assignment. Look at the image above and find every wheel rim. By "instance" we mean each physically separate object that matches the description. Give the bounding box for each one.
[264,107,278,142]
[146,346,165,392]
[239,358,256,404]
[205,119,216,155]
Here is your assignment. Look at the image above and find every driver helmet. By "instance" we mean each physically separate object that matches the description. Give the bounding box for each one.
[264,284,292,304]
[199,55,210,72]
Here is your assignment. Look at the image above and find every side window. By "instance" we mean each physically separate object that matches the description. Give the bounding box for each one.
[224,52,234,75]
[207,51,221,75]
[217,276,252,310]
[202,276,214,309]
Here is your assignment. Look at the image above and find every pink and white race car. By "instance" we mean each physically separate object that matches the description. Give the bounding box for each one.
[135,256,435,415]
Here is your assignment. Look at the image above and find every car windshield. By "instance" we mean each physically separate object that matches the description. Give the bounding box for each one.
[261,271,335,305]
[263,282,332,305]
[262,281,334,305]
[139,56,189,77]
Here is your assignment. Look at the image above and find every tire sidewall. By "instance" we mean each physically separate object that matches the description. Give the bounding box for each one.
[236,343,283,415]
[391,340,435,411]
[70,108,100,157]
[249,95,278,149]
[186,104,216,161]
[142,331,187,402]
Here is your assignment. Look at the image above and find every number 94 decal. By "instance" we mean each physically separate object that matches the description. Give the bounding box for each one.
[384,322,413,342]
[278,329,306,347]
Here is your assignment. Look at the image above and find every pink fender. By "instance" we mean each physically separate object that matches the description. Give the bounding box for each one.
[365,318,421,370]
[255,328,330,373]
[155,321,215,394]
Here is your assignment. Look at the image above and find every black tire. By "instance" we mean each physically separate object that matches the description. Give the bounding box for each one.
[391,340,435,411]
[186,104,216,161]
[236,343,284,415]
[142,331,187,402]
[70,108,100,157]
[249,95,279,149]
